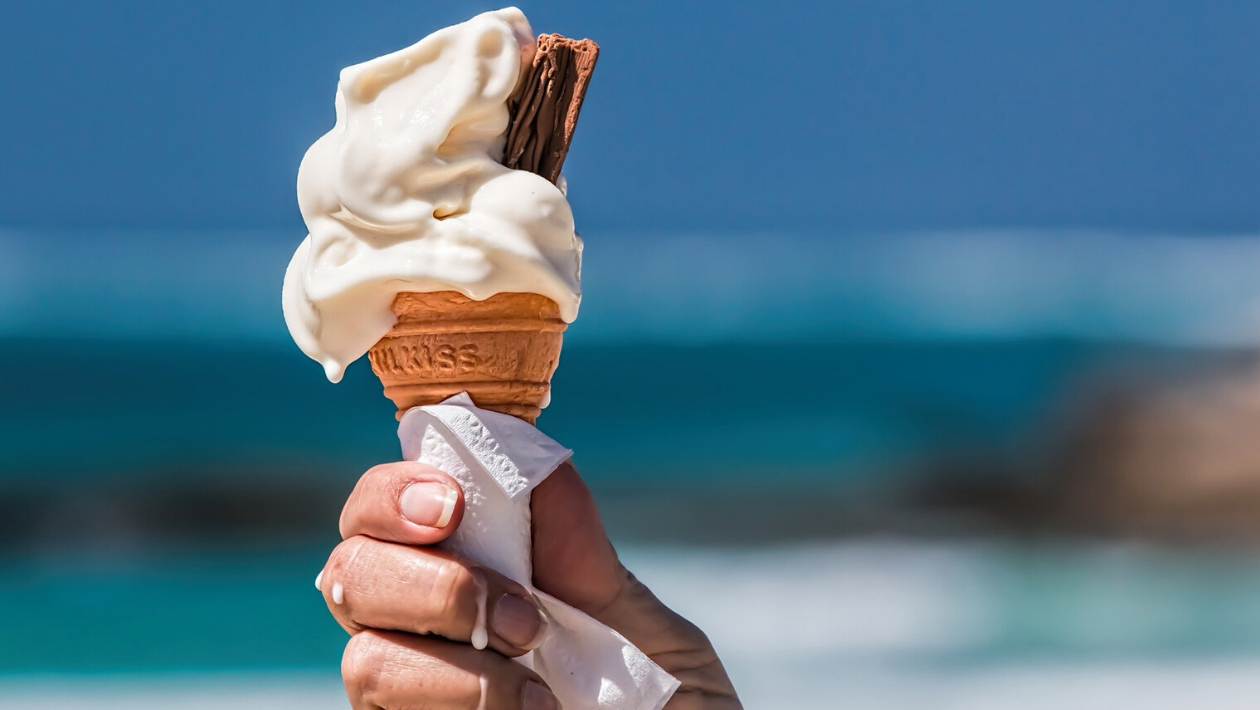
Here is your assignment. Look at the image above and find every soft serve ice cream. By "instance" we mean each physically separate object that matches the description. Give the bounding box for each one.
[282,7,582,383]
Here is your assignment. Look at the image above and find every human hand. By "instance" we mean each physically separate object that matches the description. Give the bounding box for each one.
[318,459,742,709]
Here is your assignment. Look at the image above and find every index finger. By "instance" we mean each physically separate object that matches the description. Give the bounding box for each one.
[339,461,465,545]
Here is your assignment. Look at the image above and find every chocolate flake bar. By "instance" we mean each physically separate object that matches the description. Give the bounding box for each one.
[502,34,599,183]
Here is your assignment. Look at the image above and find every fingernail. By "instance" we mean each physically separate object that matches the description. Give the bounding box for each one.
[400,482,457,528]
[522,681,559,710]
[492,593,546,650]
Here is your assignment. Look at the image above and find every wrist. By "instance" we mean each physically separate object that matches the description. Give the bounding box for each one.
[593,569,741,706]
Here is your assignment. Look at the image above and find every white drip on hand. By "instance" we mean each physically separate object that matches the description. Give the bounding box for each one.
[476,674,489,710]
[470,569,489,650]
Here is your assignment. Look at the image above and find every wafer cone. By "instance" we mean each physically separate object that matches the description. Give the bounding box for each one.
[367,291,566,424]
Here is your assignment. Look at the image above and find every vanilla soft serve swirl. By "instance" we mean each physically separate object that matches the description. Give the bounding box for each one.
[282,8,582,382]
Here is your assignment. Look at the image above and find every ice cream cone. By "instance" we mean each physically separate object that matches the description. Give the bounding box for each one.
[367,291,566,424]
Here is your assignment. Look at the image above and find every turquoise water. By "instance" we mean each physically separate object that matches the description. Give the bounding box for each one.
[9,541,1260,673]
[2,546,338,672]
[0,336,1168,487]
[0,336,1249,673]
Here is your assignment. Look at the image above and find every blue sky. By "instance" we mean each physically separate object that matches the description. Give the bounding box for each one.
[2,0,1257,234]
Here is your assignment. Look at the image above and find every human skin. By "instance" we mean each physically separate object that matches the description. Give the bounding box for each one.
[318,460,743,710]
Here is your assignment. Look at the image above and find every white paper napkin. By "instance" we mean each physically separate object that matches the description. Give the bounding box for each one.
[398,393,680,710]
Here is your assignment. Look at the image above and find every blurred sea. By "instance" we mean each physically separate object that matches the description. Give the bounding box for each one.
[9,542,1260,709]
[5,229,1260,707]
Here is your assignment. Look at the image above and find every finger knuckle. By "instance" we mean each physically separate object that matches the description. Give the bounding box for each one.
[375,461,450,492]
[425,557,476,631]
[362,461,399,485]
[341,631,386,701]
[328,537,373,600]
[343,463,403,531]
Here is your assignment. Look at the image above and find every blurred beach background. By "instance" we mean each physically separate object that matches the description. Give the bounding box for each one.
[3,1,1260,708]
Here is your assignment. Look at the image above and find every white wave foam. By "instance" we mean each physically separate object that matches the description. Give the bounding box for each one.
[0,230,290,342]
[3,229,1260,345]
[621,541,1000,657]
[580,230,1260,345]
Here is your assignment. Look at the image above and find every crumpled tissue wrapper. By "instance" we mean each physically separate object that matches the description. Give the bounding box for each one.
[398,393,680,710]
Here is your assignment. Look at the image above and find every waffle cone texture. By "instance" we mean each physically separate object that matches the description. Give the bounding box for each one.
[367,291,566,424]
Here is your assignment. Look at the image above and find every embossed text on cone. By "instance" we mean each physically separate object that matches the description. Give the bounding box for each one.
[367,291,566,424]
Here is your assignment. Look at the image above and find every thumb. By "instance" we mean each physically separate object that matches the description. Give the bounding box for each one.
[530,460,626,614]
